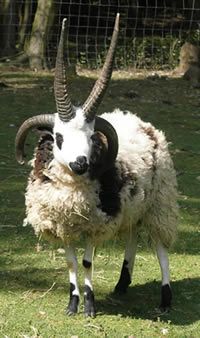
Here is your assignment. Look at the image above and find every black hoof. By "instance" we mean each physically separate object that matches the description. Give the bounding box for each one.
[66,309,77,316]
[66,294,79,316]
[114,260,131,295]
[85,307,96,318]
[160,284,172,310]
[84,285,96,318]
[114,282,128,295]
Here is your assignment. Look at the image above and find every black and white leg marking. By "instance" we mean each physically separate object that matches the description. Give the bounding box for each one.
[156,242,172,311]
[65,246,80,315]
[83,243,96,317]
[115,228,137,294]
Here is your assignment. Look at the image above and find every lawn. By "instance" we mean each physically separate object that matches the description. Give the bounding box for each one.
[0,67,200,338]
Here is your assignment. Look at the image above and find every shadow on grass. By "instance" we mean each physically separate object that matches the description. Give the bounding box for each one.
[0,266,64,291]
[96,278,200,325]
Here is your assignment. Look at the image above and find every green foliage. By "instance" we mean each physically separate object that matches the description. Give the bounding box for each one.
[182,27,200,45]
[0,70,200,337]
[77,27,200,70]
[77,35,183,70]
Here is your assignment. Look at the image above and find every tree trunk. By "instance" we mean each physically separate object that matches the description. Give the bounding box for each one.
[18,0,32,50]
[0,0,17,57]
[26,0,54,70]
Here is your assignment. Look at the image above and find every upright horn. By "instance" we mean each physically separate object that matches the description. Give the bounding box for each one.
[82,13,120,122]
[54,18,75,122]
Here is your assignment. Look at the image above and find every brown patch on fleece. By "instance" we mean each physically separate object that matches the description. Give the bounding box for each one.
[140,124,159,180]
[140,125,158,149]
[33,133,54,181]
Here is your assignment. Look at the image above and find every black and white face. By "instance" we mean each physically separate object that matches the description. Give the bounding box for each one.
[53,108,95,175]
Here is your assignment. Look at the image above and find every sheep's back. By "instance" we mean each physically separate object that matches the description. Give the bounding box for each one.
[103,109,178,247]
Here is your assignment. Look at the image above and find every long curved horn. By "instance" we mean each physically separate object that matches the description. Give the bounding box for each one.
[15,114,55,164]
[54,18,75,122]
[94,116,118,168]
[83,13,120,122]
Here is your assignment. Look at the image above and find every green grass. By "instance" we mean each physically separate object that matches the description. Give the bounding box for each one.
[0,68,200,337]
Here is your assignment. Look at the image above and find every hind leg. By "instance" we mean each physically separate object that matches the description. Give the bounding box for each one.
[114,228,137,294]
[156,241,172,311]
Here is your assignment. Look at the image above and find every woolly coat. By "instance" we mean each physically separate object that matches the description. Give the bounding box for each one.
[24,110,178,247]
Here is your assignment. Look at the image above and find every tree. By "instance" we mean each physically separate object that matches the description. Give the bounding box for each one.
[18,0,32,51]
[26,0,54,70]
[0,0,17,58]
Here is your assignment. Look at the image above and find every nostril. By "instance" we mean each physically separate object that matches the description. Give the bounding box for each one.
[76,156,87,165]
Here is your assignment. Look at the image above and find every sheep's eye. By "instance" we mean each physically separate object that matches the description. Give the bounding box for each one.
[56,133,64,150]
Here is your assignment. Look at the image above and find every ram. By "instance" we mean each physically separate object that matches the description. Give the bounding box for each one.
[15,14,178,317]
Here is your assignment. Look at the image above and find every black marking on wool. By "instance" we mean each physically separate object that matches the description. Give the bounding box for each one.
[97,162,137,217]
[98,165,124,216]
[55,132,63,150]
[83,259,92,269]
[33,133,54,181]
[114,259,131,294]
[89,131,109,179]
[160,284,172,311]
[84,285,96,317]
[66,283,79,315]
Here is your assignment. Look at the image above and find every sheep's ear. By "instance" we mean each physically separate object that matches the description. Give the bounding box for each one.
[89,131,109,178]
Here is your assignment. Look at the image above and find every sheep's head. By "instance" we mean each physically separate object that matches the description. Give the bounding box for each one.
[15,14,119,177]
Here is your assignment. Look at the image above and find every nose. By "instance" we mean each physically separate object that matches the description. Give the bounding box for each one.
[69,156,88,175]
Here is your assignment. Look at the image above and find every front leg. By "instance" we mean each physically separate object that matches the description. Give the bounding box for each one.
[115,228,137,294]
[83,242,96,317]
[156,242,172,311]
[65,246,80,315]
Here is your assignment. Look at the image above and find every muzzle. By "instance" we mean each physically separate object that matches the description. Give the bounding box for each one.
[69,156,88,175]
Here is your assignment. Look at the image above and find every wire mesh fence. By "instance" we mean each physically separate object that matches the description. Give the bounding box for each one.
[0,0,200,70]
